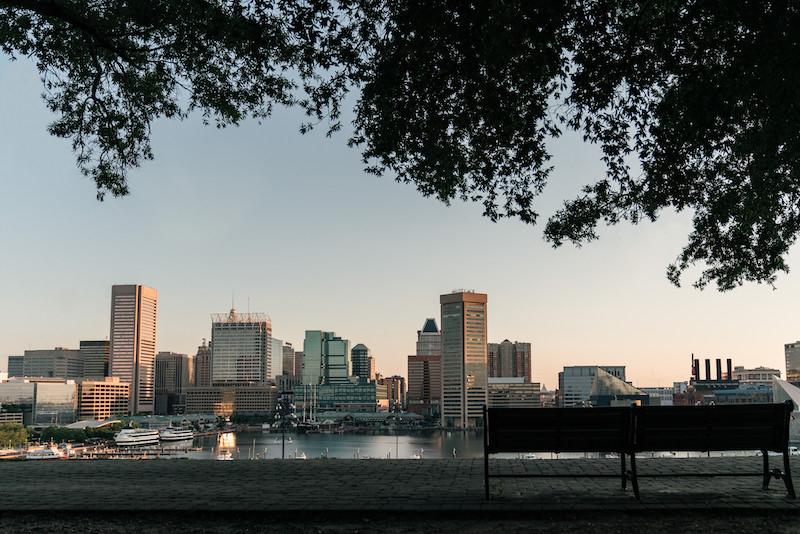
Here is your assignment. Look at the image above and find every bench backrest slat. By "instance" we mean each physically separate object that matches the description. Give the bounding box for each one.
[486,407,630,453]
[485,402,793,455]
[632,403,791,452]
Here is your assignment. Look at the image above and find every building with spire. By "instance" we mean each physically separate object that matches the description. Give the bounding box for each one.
[408,318,442,418]
[194,340,212,387]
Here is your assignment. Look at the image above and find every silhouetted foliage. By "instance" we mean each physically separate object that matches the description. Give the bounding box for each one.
[0,423,28,447]
[1,1,798,289]
[40,426,86,443]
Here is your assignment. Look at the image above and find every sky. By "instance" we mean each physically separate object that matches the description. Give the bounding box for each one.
[1,57,799,390]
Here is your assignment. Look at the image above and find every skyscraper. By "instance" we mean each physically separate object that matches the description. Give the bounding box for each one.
[271,337,284,378]
[7,355,23,377]
[440,290,487,429]
[302,331,326,385]
[281,342,296,376]
[487,340,532,382]
[302,331,351,385]
[379,375,406,411]
[21,348,83,379]
[194,339,212,387]
[351,344,374,382]
[154,351,193,414]
[211,309,271,383]
[294,351,304,377]
[80,340,110,379]
[408,318,442,417]
[785,342,800,384]
[416,318,442,356]
[109,284,158,414]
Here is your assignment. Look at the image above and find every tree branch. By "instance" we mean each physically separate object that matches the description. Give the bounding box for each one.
[0,0,135,62]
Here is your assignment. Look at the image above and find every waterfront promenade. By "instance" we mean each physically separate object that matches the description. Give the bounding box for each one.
[2,457,800,512]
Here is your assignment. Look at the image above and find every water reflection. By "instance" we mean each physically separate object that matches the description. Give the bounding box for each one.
[217,431,236,450]
[184,428,800,461]
[191,430,487,460]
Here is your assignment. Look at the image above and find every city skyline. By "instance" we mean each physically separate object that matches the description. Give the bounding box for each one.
[3,57,800,390]
[1,281,799,391]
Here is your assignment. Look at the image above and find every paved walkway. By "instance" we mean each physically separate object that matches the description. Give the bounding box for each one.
[1,457,799,511]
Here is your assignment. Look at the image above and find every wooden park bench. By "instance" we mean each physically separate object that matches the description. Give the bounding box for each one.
[483,400,796,500]
[482,405,632,499]
[629,400,795,499]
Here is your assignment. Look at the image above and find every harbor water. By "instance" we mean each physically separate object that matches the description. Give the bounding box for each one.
[174,429,800,460]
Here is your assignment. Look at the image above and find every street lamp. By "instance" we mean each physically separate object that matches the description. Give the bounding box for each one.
[272,394,297,459]
[389,402,402,459]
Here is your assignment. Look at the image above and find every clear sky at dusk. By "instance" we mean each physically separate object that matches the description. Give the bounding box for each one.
[2,56,799,389]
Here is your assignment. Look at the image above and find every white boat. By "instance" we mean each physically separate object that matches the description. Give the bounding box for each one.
[216,450,233,461]
[159,427,194,442]
[114,428,160,447]
[26,446,64,460]
[295,451,307,460]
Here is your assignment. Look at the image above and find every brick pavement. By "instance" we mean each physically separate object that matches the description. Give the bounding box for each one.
[1,457,799,512]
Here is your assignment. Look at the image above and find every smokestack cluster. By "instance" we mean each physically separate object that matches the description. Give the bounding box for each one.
[692,356,735,382]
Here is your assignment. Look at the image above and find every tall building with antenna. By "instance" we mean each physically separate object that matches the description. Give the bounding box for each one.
[211,308,272,383]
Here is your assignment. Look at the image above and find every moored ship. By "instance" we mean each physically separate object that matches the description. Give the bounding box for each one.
[26,446,65,460]
[159,427,195,442]
[114,428,160,447]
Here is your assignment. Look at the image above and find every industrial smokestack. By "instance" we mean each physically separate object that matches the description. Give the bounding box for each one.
[693,358,700,381]
[705,359,711,381]
[716,359,722,382]
[726,358,733,382]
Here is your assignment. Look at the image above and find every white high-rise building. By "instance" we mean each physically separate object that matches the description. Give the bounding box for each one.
[270,337,284,379]
[109,284,158,415]
[211,309,271,383]
[440,291,488,429]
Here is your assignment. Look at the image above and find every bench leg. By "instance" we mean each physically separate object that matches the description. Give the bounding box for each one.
[629,453,640,500]
[621,453,627,490]
[783,449,796,499]
[484,454,490,500]
[762,450,770,490]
